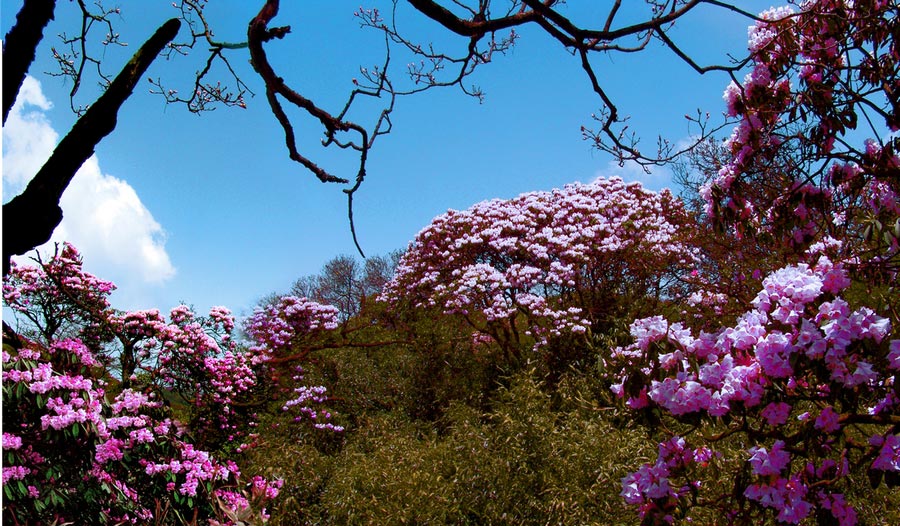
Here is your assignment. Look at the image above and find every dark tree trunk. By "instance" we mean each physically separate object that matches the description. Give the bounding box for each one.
[2,0,56,124]
[2,18,181,276]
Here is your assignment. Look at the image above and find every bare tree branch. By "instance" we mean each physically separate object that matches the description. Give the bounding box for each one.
[3,18,182,275]
[248,0,400,256]
[371,1,761,167]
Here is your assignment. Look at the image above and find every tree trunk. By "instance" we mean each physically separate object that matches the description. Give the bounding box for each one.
[2,0,56,124]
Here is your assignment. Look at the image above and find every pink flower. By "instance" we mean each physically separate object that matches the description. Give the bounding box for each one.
[2,433,23,450]
[814,406,841,433]
[888,340,900,370]
[748,441,791,476]
[761,402,791,426]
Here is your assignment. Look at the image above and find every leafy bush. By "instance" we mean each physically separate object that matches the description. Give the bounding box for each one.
[262,368,654,525]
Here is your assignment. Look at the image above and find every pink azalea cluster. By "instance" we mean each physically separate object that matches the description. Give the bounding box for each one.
[622,3,899,523]
[1,337,275,524]
[381,177,697,351]
[3,243,116,351]
[2,246,281,525]
[3,243,116,309]
[244,295,340,361]
[281,367,345,432]
[612,254,898,524]
[620,436,715,525]
[703,0,899,266]
[241,296,344,434]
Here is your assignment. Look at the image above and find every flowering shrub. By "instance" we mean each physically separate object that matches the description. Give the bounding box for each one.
[612,255,898,524]
[615,2,900,524]
[1,332,274,524]
[3,242,117,354]
[244,295,340,364]
[380,177,698,357]
[4,244,259,450]
[243,295,343,432]
[703,0,899,273]
[0,244,344,524]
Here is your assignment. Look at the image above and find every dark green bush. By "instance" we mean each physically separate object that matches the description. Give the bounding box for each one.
[263,369,654,525]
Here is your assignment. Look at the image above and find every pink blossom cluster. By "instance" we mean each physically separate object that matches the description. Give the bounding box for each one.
[3,243,116,310]
[147,305,257,430]
[241,296,347,441]
[142,443,234,497]
[620,436,714,525]
[85,298,262,449]
[3,243,116,350]
[623,4,900,522]
[703,0,899,267]
[244,295,340,361]
[381,177,697,351]
[2,245,281,524]
[211,477,284,525]
[613,256,898,523]
[281,367,344,432]
[2,334,283,524]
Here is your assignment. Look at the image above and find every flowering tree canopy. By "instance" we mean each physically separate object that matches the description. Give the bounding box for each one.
[381,177,698,356]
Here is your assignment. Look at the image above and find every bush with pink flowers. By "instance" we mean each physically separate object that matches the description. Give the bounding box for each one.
[611,1,900,524]
[1,245,342,524]
[381,177,698,360]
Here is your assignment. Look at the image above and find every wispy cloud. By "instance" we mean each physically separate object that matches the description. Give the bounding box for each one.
[3,76,176,302]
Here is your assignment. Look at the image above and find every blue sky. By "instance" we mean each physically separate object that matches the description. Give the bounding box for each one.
[2,1,774,317]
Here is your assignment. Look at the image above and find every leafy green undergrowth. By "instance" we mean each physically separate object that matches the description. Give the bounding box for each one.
[250,344,656,525]
[242,334,900,526]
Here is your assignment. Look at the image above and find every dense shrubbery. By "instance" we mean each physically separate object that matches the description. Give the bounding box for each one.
[1,245,337,525]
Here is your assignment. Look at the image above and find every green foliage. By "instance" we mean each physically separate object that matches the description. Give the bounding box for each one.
[260,365,654,525]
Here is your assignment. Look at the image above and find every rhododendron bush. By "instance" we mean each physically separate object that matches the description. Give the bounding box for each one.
[243,296,344,432]
[704,0,899,271]
[381,177,698,357]
[1,244,339,524]
[612,255,899,524]
[612,1,900,524]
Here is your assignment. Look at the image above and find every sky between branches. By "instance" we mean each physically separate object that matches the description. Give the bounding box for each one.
[2,0,774,315]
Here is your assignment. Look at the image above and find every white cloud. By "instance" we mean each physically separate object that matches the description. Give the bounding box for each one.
[3,75,176,297]
[3,76,58,192]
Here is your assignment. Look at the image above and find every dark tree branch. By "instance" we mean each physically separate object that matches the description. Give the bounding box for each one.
[46,0,128,114]
[367,1,759,167]
[2,0,57,124]
[248,0,401,257]
[150,0,254,112]
[2,18,182,276]
[407,0,539,36]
